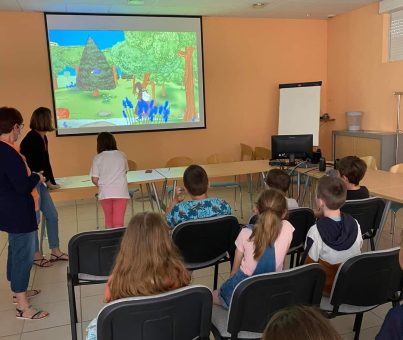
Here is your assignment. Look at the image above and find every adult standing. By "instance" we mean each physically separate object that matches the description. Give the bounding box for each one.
[0,107,49,319]
[20,107,67,266]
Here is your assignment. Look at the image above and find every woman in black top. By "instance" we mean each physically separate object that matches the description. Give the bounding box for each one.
[20,107,67,267]
[0,107,49,319]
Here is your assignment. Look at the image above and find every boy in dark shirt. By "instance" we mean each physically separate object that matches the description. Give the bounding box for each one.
[337,156,369,200]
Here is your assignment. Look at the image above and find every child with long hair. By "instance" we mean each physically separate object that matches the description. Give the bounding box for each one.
[90,132,129,228]
[86,212,191,340]
[213,189,294,308]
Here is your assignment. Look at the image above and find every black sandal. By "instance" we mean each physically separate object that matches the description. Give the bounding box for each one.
[16,306,49,320]
[33,258,53,267]
[50,252,68,262]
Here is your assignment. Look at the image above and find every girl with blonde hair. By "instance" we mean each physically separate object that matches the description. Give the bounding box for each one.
[86,212,191,340]
[213,189,294,308]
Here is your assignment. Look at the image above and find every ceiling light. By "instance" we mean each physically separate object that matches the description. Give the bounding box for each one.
[327,14,335,18]
[252,2,267,9]
[306,13,311,17]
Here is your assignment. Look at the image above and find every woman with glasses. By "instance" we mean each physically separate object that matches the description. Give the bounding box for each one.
[0,107,49,319]
[20,107,67,267]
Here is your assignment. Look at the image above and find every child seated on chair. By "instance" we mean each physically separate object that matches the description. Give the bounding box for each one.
[265,169,299,209]
[302,176,363,296]
[86,212,191,340]
[212,189,294,309]
[338,156,369,200]
[165,164,232,228]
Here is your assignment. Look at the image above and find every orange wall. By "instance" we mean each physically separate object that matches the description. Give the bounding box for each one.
[328,3,403,136]
[0,12,327,176]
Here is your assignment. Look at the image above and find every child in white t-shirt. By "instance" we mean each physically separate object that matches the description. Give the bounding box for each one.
[90,132,129,228]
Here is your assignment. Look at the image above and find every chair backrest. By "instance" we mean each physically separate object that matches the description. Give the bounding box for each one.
[390,163,403,174]
[206,153,233,164]
[97,285,212,340]
[127,160,138,171]
[329,248,401,311]
[68,228,125,282]
[172,216,241,267]
[340,197,386,237]
[248,208,315,251]
[254,147,271,160]
[165,156,194,167]
[227,263,325,335]
[240,143,254,161]
[287,208,316,250]
[360,155,378,170]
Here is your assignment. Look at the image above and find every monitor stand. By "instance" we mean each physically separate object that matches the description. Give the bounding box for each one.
[288,153,296,166]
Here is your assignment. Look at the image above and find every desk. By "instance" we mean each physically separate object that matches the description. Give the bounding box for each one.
[51,170,166,211]
[156,160,271,209]
[297,168,403,247]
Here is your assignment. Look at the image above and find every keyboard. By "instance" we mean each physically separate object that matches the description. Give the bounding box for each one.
[269,160,318,168]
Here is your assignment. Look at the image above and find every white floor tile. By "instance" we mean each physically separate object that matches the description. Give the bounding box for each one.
[21,325,72,340]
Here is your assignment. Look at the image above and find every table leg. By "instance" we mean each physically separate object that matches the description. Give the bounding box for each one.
[248,174,254,211]
[299,175,311,207]
[151,183,162,212]
[146,183,155,211]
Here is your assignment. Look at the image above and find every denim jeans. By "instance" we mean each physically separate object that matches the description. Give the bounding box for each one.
[35,183,59,252]
[7,231,35,293]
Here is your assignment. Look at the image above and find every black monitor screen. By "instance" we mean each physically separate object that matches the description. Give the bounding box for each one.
[271,134,313,160]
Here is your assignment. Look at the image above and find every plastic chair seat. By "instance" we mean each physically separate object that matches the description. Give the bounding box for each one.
[211,305,262,339]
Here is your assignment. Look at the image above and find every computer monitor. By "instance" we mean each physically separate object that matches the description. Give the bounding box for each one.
[271,134,313,163]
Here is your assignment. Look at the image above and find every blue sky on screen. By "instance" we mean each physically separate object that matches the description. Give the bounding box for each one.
[48,30,124,49]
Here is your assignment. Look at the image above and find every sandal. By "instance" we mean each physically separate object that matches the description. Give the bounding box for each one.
[16,305,49,320]
[50,252,68,262]
[12,289,41,304]
[33,258,53,267]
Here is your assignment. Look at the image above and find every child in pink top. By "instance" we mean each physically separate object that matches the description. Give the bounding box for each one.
[90,132,129,228]
[213,189,294,308]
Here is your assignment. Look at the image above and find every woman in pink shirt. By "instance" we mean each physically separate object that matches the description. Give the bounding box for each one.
[213,189,294,309]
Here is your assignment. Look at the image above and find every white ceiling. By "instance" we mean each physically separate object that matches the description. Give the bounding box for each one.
[0,0,378,19]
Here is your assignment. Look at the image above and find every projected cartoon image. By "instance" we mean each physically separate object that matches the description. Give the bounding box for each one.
[48,30,200,130]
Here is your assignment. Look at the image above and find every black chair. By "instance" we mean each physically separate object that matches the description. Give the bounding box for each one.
[96,285,212,340]
[287,208,316,267]
[341,197,386,250]
[172,215,241,290]
[211,263,326,340]
[320,248,402,340]
[67,227,126,340]
[248,208,316,268]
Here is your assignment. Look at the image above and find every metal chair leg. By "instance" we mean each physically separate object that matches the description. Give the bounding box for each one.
[391,211,397,246]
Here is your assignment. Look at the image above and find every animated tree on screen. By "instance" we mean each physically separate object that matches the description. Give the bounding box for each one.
[49,30,199,129]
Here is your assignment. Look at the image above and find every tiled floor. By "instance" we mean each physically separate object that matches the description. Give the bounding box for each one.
[0,184,401,340]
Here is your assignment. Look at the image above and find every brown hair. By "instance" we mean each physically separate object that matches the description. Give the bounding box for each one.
[338,156,367,185]
[265,169,291,193]
[30,107,55,132]
[183,164,208,196]
[251,189,287,260]
[0,107,23,134]
[263,305,342,340]
[109,212,191,301]
[317,176,346,210]
[97,132,118,154]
